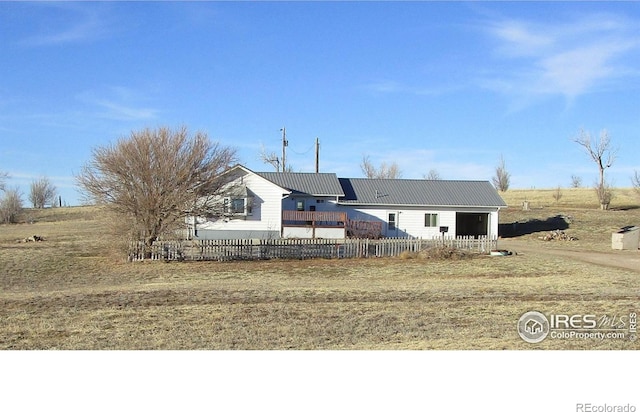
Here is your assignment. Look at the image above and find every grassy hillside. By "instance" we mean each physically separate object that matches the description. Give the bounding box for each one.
[499,187,639,210]
[1,194,638,350]
[498,188,640,251]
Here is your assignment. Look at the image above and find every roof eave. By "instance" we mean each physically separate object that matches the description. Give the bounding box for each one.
[337,201,506,208]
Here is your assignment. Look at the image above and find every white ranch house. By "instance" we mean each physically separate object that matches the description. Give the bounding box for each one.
[187,165,507,240]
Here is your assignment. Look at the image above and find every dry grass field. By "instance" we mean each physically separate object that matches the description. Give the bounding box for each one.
[1,188,639,350]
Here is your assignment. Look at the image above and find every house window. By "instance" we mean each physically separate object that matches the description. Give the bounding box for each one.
[425,213,438,227]
[296,200,305,211]
[230,198,245,214]
[224,197,252,216]
[388,213,396,231]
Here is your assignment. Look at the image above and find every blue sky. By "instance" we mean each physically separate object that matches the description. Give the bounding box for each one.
[1,1,639,206]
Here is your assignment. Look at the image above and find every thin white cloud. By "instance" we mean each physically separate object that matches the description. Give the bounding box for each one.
[481,12,640,104]
[489,20,554,57]
[362,79,463,97]
[364,80,405,94]
[93,100,158,122]
[537,42,623,97]
[77,86,159,122]
[17,4,113,47]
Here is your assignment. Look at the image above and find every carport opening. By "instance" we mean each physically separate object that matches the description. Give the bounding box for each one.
[456,212,489,238]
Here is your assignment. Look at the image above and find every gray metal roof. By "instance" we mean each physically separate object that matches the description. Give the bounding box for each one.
[338,178,507,207]
[258,172,345,197]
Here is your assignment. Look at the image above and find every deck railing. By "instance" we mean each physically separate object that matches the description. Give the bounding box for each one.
[281,210,383,238]
[282,210,347,226]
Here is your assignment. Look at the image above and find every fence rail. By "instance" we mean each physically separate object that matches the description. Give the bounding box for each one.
[129,235,498,262]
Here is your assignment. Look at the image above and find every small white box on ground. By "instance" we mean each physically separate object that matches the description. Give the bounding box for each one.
[611,226,640,250]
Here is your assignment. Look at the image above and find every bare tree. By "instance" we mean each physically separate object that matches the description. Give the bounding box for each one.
[632,170,640,197]
[0,171,8,192]
[492,155,511,192]
[424,169,441,180]
[573,129,617,210]
[76,126,237,248]
[552,186,563,203]
[360,155,402,179]
[570,175,582,188]
[258,144,293,172]
[0,187,23,224]
[29,176,57,208]
[259,144,282,172]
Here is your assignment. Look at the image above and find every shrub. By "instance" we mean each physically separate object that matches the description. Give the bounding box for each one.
[0,188,24,223]
[399,250,419,260]
[419,246,474,260]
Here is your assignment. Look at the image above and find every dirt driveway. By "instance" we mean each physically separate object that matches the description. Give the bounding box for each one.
[500,238,640,274]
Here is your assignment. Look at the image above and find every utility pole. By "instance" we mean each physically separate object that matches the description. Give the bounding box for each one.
[315,137,320,173]
[281,127,288,173]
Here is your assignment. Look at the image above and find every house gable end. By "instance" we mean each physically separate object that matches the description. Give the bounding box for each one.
[222,165,290,196]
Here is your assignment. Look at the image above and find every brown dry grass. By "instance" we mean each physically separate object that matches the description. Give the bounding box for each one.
[501,187,640,210]
[1,197,639,350]
[500,187,640,252]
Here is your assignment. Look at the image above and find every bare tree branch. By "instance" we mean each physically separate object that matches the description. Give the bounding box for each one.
[360,155,402,179]
[259,144,281,172]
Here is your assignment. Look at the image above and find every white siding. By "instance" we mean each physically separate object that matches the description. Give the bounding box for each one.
[283,226,345,239]
[343,206,501,238]
[489,210,499,238]
[192,171,287,238]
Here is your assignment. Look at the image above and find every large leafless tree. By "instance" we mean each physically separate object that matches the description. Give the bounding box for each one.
[573,129,617,210]
[360,155,402,179]
[76,126,237,247]
[29,176,57,208]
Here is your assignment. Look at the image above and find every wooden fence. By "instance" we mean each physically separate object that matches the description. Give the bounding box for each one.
[129,235,498,262]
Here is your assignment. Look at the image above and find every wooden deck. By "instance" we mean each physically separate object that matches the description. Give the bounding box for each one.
[281,210,383,238]
[282,210,347,227]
